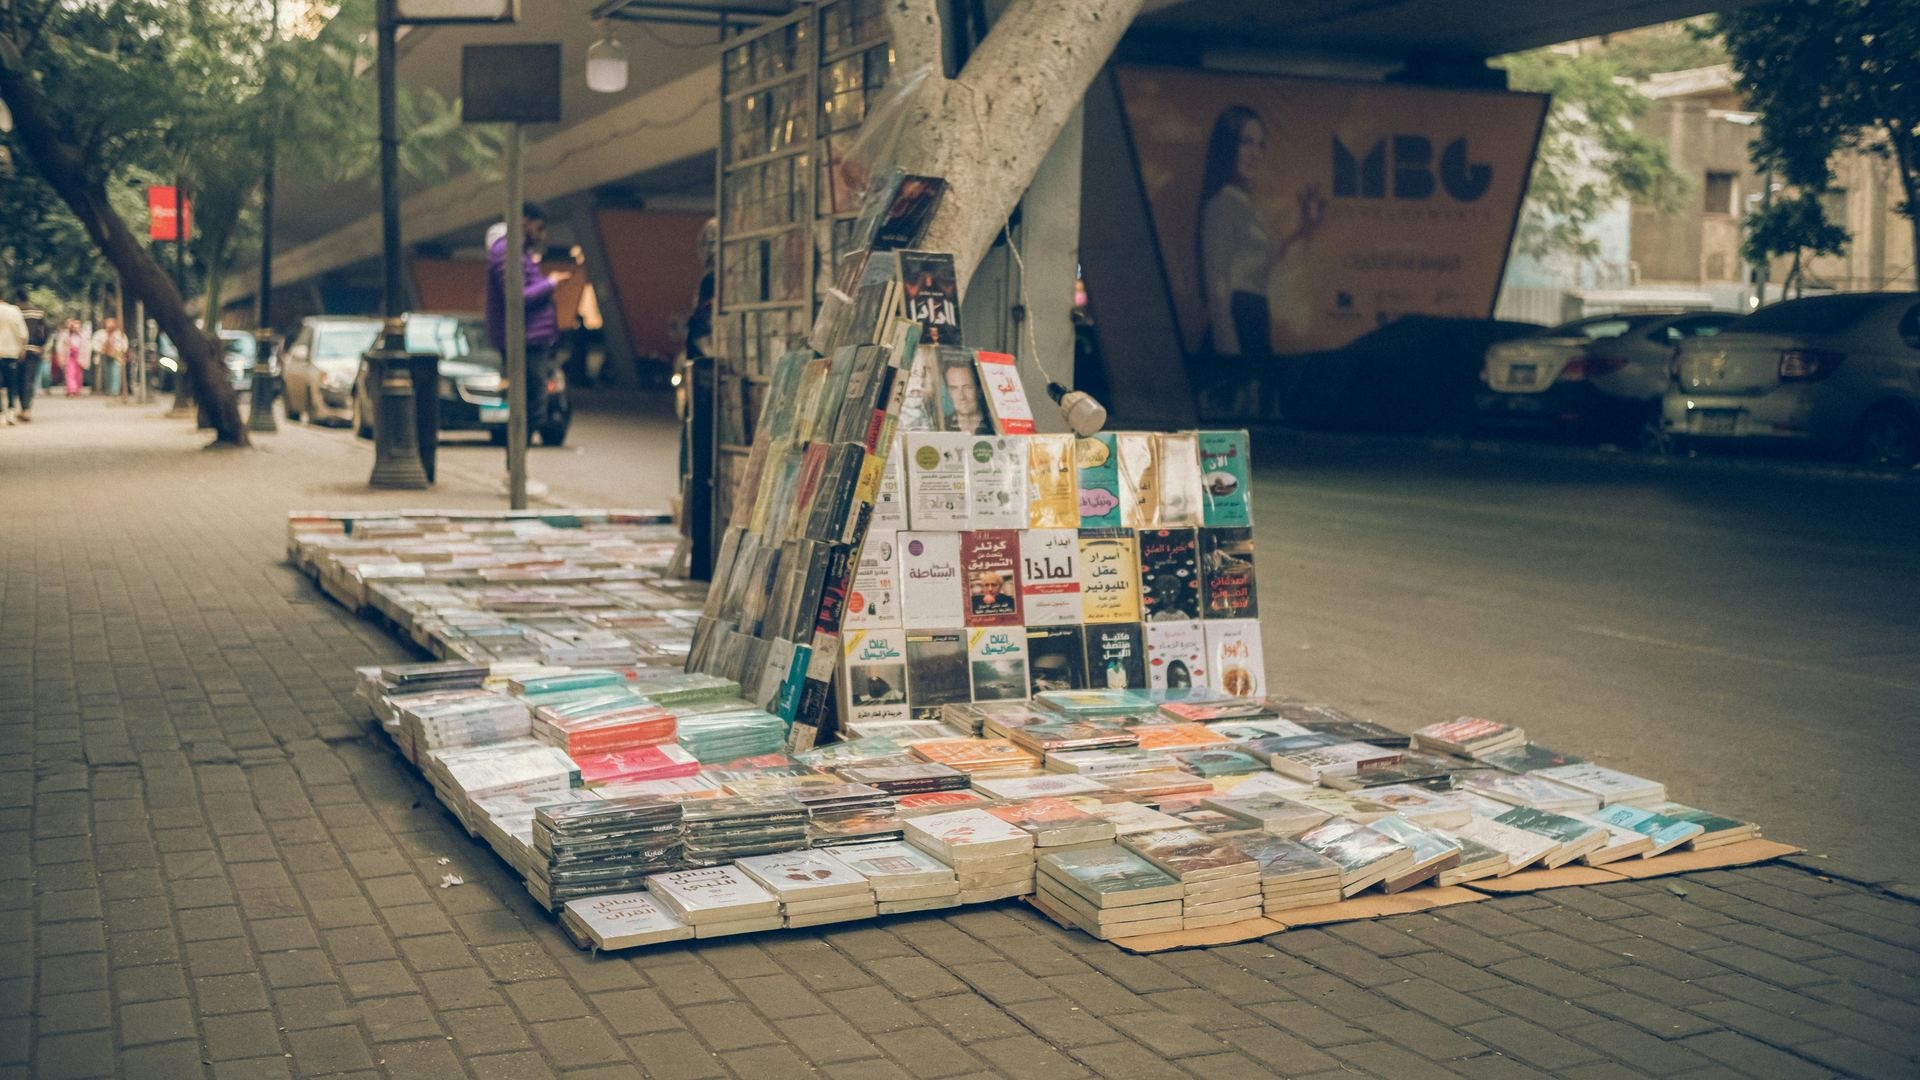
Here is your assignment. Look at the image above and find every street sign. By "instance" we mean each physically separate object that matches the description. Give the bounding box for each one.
[392,0,517,23]
[461,44,563,125]
[147,187,193,242]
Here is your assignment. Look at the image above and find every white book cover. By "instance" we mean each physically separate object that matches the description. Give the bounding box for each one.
[968,436,1030,529]
[1212,771,1314,797]
[1157,432,1204,526]
[562,892,692,949]
[1145,621,1209,691]
[1018,529,1082,626]
[974,351,1036,435]
[1203,619,1265,698]
[752,638,796,714]
[833,840,959,888]
[1081,800,1189,835]
[971,773,1111,800]
[870,445,908,533]
[898,532,964,628]
[1449,818,1557,875]
[904,808,1034,860]
[844,534,901,629]
[734,850,872,901]
[905,432,972,530]
[644,867,779,922]
[1531,764,1665,805]
[841,629,911,725]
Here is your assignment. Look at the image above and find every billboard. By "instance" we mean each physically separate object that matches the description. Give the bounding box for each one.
[147,186,193,243]
[1114,65,1547,359]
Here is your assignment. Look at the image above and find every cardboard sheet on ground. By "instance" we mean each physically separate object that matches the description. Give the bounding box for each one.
[1467,839,1801,894]
[1022,841,1800,954]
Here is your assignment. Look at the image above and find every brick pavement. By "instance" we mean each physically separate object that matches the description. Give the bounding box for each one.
[3,399,1918,1079]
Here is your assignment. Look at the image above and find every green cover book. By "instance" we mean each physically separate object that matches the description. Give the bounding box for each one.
[1075,433,1121,528]
[1198,430,1253,527]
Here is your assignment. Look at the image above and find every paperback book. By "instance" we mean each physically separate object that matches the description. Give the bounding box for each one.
[974,351,1035,435]
[1026,435,1078,527]
[1074,433,1122,528]
[1144,621,1208,691]
[961,530,1022,627]
[1026,626,1087,695]
[1197,430,1253,527]
[1018,529,1081,626]
[966,628,1030,702]
[1138,528,1201,623]
[1199,527,1259,620]
[1083,624,1148,690]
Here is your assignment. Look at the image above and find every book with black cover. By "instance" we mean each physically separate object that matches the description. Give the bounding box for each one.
[898,251,962,346]
[1138,528,1201,623]
[1083,623,1148,690]
[871,176,947,251]
[905,629,969,716]
[1026,626,1087,695]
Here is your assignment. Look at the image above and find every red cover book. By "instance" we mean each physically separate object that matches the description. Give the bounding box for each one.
[960,529,1023,627]
[973,351,1036,435]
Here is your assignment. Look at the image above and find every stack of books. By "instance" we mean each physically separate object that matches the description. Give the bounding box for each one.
[836,761,971,795]
[1590,803,1705,855]
[833,839,962,913]
[643,866,783,938]
[530,692,676,755]
[909,738,1041,778]
[1366,815,1465,891]
[424,739,580,832]
[1035,845,1184,939]
[561,891,693,950]
[1411,717,1525,759]
[1477,743,1586,773]
[1007,721,1137,757]
[970,773,1110,801]
[1320,753,1457,791]
[1168,747,1270,777]
[735,849,878,927]
[985,797,1118,853]
[1648,803,1759,849]
[1351,785,1473,829]
[1044,747,1181,776]
[530,796,685,908]
[573,745,702,788]
[1081,800,1189,836]
[1531,763,1667,807]
[1201,792,1332,836]
[1493,807,1609,868]
[673,707,790,763]
[904,808,1036,903]
[1099,770,1213,801]
[1221,831,1344,913]
[1458,771,1601,814]
[400,691,532,755]
[1448,816,1557,875]
[1122,828,1261,928]
[1297,818,1416,897]
[1128,723,1231,752]
[381,660,490,694]
[1435,836,1511,885]
[679,795,809,867]
[795,783,902,846]
[1269,741,1404,784]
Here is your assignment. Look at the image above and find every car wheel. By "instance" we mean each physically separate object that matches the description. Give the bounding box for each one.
[353,390,373,440]
[283,384,302,422]
[488,428,509,447]
[1853,404,1920,469]
[1635,404,1672,456]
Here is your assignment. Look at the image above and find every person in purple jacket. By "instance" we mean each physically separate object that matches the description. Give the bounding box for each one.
[486,202,571,443]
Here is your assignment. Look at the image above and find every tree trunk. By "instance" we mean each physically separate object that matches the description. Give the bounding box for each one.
[0,32,248,445]
[881,0,1143,296]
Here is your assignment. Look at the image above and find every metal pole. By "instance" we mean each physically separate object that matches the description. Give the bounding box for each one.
[365,0,426,488]
[248,0,281,433]
[504,123,529,510]
[135,300,147,404]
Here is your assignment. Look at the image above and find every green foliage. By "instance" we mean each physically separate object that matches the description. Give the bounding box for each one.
[1594,20,1725,81]
[1499,47,1690,263]
[1,0,496,314]
[1742,194,1850,267]
[1719,0,1920,280]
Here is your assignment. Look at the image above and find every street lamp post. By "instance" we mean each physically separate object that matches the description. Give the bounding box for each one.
[248,0,281,434]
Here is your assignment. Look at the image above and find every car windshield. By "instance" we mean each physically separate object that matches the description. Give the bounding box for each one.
[1736,294,1890,334]
[313,325,380,362]
[407,316,502,369]
[222,337,253,360]
[1548,315,1664,341]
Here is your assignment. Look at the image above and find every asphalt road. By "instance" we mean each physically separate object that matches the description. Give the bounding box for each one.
[1247,434,1920,892]
[345,393,1920,890]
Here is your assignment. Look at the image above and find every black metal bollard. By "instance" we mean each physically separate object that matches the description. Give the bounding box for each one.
[247,328,279,433]
[366,319,429,489]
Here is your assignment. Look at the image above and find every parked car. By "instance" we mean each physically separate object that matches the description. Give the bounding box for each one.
[152,329,264,394]
[350,313,572,446]
[1477,310,1739,443]
[281,316,383,425]
[1663,292,1920,467]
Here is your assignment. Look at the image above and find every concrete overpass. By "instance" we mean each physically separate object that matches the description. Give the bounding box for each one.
[238,0,1740,373]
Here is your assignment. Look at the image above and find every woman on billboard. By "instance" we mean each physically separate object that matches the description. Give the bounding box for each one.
[1195,106,1326,362]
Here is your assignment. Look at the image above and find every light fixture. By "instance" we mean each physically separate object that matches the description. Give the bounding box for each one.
[586,23,628,94]
[1047,381,1108,437]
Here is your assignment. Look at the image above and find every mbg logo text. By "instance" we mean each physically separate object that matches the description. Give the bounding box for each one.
[1333,136,1493,201]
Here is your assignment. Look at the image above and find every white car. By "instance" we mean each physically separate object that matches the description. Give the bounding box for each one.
[1477,311,1737,443]
[281,316,382,426]
[1663,292,1920,468]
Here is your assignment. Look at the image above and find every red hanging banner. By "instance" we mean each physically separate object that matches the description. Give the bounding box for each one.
[148,187,194,242]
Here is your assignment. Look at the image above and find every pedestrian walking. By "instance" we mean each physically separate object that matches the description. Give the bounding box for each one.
[0,296,28,426]
[19,298,47,421]
[485,202,570,447]
[57,319,90,396]
[91,318,128,397]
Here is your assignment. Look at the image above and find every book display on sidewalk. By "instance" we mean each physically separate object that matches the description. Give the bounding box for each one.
[302,489,1789,956]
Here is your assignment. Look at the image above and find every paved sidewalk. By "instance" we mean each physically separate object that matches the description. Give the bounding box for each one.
[3,399,1918,1079]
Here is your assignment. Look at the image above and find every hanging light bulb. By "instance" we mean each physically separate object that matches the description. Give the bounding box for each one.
[586,22,628,94]
[1047,382,1108,437]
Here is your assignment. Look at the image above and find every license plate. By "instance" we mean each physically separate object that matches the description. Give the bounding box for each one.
[1507,364,1537,386]
[1694,409,1737,435]
[480,404,509,424]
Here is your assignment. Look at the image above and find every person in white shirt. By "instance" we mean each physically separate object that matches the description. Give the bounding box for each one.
[91,318,129,396]
[0,298,29,425]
